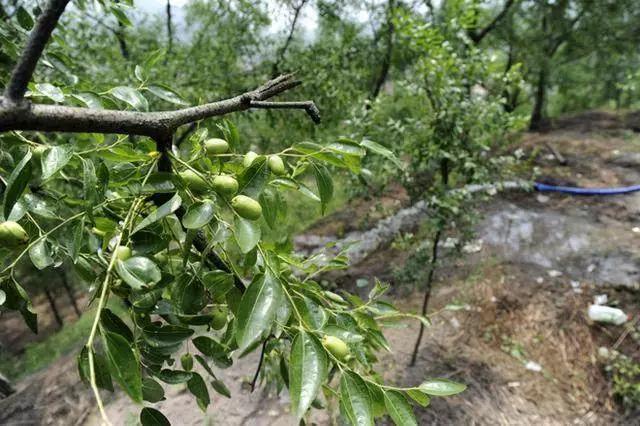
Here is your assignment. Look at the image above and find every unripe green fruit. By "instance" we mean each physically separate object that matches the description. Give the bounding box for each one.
[324,291,346,304]
[179,170,209,193]
[31,145,48,161]
[0,221,28,248]
[114,245,132,261]
[322,335,349,361]
[267,155,286,175]
[212,175,239,196]
[204,138,229,156]
[243,151,259,168]
[231,195,262,220]
[180,353,193,371]
[210,306,228,330]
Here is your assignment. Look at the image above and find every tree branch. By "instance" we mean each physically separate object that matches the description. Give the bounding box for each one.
[468,0,514,45]
[4,0,71,103]
[271,0,308,77]
[0,74,320,138]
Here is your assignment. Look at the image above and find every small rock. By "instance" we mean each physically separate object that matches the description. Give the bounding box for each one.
[536,277,544,284]
[462,239,483,253]
[507,382,521,387]
[537,194,550,203]
[547,270,563,277]
[593,294,608,305]
[633,227,640,233]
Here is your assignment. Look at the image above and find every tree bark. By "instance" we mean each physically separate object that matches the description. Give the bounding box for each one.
[370,0,395,100]
[61,269,81,318]
[529,66,547,131]
[43,287,63,328]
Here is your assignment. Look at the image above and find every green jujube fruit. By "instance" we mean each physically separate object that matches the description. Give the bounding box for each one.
[0,221,29,247]
[212,175,239,196]
[231,195,262,220]
[210,306,228,330]
[322,335,349,361]
[204,138,229,156]
[114,245,132,261]
[180,353,193,371]
[267,155,286,175]
[243,151,259,168]
[179,170,209,193]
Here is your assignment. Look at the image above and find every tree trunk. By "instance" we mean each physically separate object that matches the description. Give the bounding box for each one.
[61,269,81,318]
[43,287,63,328]
[529,66,547,131]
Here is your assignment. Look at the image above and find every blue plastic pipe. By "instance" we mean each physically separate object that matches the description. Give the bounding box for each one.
[534,182,640,195]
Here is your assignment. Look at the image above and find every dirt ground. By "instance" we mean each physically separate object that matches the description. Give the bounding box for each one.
[1,110,639,425]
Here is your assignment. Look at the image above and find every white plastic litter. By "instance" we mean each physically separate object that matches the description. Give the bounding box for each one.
[588,304,628,325]
[593,294,608,305]
[525,361,542,372]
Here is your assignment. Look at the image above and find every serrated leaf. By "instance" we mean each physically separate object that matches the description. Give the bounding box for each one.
[29,239,54,270]
[3,151,32,220]
[142,377,165,402]
[418,379,466,396]
[142,324,194,347]
[140,407,170,426]
[102,330,142,402]
[187,372,210,411]
[182,199,215,229]
[111,86,148,111]
[42,146,71,180]
[360,139,402,168]
[234,216,261,253]
[289,331,327,420]
[147,85,189,106]
[35,83,64,103]
[115,257,162,290]
[132,194,181,234]
[384,391,417,426]
[340,371,374,426]
[235,271,282,352]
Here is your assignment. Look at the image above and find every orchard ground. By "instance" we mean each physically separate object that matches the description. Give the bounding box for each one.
[0,110,638,425]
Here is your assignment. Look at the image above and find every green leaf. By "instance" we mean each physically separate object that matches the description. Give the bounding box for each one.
[78,347,114,392]
[72,92,103,109]
[142,377,165,402]
[0,280,37,333]
[289,331,327,420]
[211,379,231,398]
[312,162,333,214]
[187,372,210,411]
[29,240,54,270]
[102,330,142,402]
[182,199,215,229]
[201,270,234,298]
[156,369,193,384]
[16,6,34,30]
[115,257,162,290]
[294,296,328,330]
[147,85,189,106]
[100,308,133,341]
[192,336,232,368]
[367,382,386,417]
[234,216,261,253]
[259,187,281,229]
[172,275,205,314]
[132,194,181,234]
[405,389,430,407]
[111,86,148,111]
[418,379,466,396]
[360,140,402,168]
[235,271,282,352]
[35,83,64,103]
[142,324,194,348]
[238,156,268,198]
[340,371,374,426]
[3,151,32,220]
[384,391,417,426]
[140,407,170,426]
[322,325,364,343]
[42,146,71,180]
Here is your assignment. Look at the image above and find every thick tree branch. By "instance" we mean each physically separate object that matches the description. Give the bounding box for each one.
[468,0,515,45]
[0,74,320,138]
[4,0,71,103]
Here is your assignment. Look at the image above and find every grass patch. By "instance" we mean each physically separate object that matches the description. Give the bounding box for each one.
[0,300,126,380]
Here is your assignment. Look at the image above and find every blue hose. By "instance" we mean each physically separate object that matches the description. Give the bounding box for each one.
[534,182,640,195]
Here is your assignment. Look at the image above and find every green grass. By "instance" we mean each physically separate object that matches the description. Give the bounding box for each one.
[0,300,126,380]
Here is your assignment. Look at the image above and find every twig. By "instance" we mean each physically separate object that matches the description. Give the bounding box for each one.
[250,339,269,392]
[4,0,71,103]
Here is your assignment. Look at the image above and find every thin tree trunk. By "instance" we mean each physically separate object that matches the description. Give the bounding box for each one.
[370,0,395,100]
[166,0,173,55]
[271,0,307,77]
[529,66,547,131]
[43,287,63,328]
[61,269,81,318]
[410,159,449,366]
